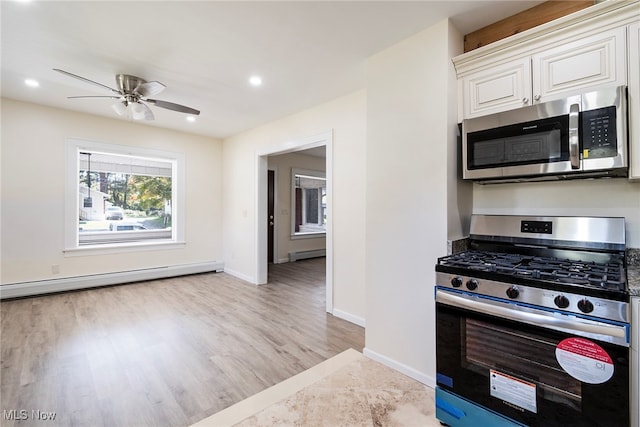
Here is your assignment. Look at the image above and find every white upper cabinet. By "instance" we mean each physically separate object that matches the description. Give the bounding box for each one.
[532,27,627,103]
[459,27,627,119]
[460,57,531,118]
[454,1,638,121]
[629,22,640,181]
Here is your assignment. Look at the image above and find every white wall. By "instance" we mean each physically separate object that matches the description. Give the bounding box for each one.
[447,26,473,241]
[473,179,640,247]
[364,20,461,384]
[1,99,223,284]
[222,91,367,322]
[268,152,326,263]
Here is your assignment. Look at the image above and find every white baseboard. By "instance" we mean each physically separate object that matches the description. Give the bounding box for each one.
[363,347,435,388]
[0,261,224,299]
[332,308,366,328]
[289,249,326,262]
[222,268,257,284]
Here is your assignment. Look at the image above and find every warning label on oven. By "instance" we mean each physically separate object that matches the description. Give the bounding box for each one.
[555,337,614,384]
[490,370,537,413]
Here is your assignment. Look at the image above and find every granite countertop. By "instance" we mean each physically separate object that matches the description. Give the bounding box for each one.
[628,248,640,297]
[629,267,640,297]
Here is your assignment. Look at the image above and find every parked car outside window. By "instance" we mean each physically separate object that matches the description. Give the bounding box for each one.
[105,206,124,220]
[109,223,147,231]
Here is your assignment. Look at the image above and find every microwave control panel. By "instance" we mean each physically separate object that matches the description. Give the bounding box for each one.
[581,106,617,159]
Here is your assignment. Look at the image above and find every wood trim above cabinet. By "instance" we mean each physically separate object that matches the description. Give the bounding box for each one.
[453,0,640,76]
[464,1,594,53]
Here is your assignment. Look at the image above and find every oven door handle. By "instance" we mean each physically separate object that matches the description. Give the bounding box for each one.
[436,290,629,346]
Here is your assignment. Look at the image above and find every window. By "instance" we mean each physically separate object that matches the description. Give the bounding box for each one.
[291,168,326,237]
[65,139,184,251]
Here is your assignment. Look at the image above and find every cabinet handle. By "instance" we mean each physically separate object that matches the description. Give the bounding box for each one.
[534,95,541,101]
[522,97,529,104]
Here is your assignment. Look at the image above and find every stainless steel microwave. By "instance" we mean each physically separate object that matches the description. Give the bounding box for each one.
[462,85,628,183]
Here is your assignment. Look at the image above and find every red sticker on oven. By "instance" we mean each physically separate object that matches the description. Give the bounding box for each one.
[555,337,614,384]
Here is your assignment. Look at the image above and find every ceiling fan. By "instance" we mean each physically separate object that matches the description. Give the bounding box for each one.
[53,68,200,121]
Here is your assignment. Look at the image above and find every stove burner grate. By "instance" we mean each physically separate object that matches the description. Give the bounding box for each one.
[439,250,625,291]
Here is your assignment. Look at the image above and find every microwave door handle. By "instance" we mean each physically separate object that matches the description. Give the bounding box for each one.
[569,103,580,169]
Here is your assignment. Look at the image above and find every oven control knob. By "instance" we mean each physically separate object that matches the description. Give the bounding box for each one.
[506,286,519,299]
[466,279,478,290]
[577,298,594,314]
[554,295,570,309]
[451,277,463,288]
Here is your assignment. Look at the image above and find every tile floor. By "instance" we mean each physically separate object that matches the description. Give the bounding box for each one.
[193,349,442,427]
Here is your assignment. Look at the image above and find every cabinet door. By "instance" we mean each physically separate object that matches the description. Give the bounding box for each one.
[461,57,531,119]
[532,27,627,103]
[629,22,640,181]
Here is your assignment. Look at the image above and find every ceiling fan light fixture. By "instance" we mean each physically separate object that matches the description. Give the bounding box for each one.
[131,102,154,121]
[130,102,145,120]
[112,101,127,116]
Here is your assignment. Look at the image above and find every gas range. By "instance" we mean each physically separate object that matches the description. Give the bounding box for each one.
[436,215,629,323]
[434,214,631,427]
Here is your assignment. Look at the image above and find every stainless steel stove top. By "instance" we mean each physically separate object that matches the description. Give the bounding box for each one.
[438,250,625,293]
[435,215,629,323]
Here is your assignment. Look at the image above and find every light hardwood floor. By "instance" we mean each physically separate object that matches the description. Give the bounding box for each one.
[0,258,364,427]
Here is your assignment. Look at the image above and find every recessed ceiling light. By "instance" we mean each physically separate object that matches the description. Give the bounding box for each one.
[24,79,39,87]
[249,76,262,87]
[186,116,196,123]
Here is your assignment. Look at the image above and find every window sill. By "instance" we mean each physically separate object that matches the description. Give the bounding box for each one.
[64,240,186,257]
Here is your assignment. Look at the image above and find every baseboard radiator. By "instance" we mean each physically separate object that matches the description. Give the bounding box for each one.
[288,249,326,262]
[0,261,224,300]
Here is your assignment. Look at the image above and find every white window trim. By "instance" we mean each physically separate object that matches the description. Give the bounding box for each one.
[64,138,185,255]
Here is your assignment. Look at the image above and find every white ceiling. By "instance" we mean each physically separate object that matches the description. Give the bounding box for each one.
[1,0,544,140]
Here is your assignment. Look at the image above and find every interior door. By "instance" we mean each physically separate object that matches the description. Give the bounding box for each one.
[267,169,275,263]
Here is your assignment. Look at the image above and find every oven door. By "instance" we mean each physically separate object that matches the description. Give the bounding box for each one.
[435,289,630,427]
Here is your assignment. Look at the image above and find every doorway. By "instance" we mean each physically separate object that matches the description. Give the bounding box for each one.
[256,130,333,313]
[267,169,275,264]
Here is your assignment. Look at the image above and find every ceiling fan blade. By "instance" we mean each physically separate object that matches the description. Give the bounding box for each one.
[68,95,123,100]
[53,69,121,95]
[146,99,200,115]
[134,81,165,98]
